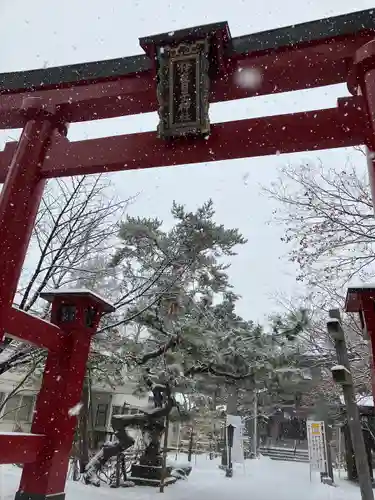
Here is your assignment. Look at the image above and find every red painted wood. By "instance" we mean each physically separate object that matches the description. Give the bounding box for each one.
[350,42,375,215]
[19,335,91,495]
[0,99,62,343]
[0,142,17,177]
[366,150,375,211]
[0,75,154,129]
[0,433,45,464]
[0,99,365,182]
[346,294,375,401]
[363,68,375,150]
[0,33,372,128]
[22,98,366,179]
[5,307,65,352]
[368,334,375,403]
[345,42,375,393]
[19,295,108,497]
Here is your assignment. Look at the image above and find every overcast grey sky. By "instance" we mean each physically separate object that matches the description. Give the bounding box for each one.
[0,0,372,323]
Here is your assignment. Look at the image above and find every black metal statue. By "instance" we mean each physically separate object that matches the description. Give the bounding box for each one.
[84,376,176,487]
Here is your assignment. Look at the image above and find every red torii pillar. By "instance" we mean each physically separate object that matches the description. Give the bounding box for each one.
[0,93,115,495]
[348,41,375,208]
[345,37,375,406]
[345,286,375,401]
[0,97,66,341]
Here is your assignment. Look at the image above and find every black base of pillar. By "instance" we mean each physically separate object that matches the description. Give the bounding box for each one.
[15,491,65,500]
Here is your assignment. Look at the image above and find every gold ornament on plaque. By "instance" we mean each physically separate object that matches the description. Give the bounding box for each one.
[156,40,210,139]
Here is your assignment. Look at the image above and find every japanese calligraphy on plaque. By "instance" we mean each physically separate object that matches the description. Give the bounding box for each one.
[156,40,210,139]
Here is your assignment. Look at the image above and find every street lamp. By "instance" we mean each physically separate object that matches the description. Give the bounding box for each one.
[225,424,235,477]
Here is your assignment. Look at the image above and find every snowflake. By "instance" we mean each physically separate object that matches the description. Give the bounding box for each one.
[68,403,83,416]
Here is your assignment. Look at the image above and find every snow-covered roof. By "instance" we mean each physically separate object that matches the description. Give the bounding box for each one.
[40,288,115,313]
[331,365,349,373]
[347,283,375,291]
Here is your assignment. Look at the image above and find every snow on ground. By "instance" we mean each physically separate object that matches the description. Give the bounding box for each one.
[0,455,362,500]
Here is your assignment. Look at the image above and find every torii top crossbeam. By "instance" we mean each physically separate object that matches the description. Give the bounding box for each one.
[0,8,375,181]
[1,8,374,123]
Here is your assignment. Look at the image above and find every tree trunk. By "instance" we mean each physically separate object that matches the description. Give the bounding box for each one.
[188,426,194,462]
[159,415,170,493]
[210,389,218,459]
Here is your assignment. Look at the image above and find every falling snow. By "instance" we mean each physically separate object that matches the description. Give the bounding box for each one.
[68,403,83,417]
[234,68,263,91]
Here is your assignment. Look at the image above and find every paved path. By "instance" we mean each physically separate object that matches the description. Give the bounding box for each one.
[0,456,361,500]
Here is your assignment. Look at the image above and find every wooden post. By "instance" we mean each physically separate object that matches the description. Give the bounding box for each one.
[159,414,170,493]
[328,309,374,500]
[0,97,65,343]
[188,426,194,462]
[175,424,181,460]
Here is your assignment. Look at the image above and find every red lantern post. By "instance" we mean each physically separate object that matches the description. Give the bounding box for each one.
[16,289,115,500]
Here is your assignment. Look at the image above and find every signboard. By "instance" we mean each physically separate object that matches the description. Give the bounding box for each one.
[156,40,210,139]
[306,420,328,474]
[227,414,245,464]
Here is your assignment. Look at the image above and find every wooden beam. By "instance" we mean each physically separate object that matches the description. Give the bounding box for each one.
[0,97,367,182]
[0,25,373,127]
[0,433,45,464]
[34,97,368,178]
[5,307,65,352]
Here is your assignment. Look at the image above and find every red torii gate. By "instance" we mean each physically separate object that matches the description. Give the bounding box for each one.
[1,6,375,500]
